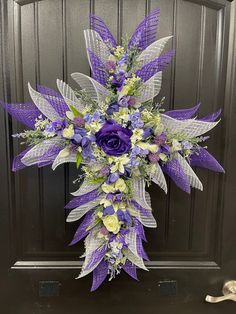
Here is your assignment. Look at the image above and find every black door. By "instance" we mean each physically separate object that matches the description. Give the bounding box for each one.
[1,0,236,313]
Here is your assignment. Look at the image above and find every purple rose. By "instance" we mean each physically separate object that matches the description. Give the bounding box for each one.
[95,120,132,156]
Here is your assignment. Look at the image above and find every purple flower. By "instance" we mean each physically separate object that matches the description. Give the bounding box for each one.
[118,95,136,108]
[73,116,85,127]
[103,206,115,216]
[182,140,193,150]
[105,60,116,72]
[72,133,82,144]
[129,112,144,128]
[107,172,120,183]
[106,102,119,115]
[142,128,152,139]
[95,120,132,156]
[100,165,110,176]
[117,210,132,225]
[148,153,160,163]
[154,133,166,145]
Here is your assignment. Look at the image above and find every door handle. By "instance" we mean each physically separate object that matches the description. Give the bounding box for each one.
[205,281,236,303]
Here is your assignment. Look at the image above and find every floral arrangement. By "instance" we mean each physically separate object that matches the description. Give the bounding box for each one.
[1,8,224,291]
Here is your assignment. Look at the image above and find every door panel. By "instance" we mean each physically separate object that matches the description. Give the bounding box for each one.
[0,0,236,313]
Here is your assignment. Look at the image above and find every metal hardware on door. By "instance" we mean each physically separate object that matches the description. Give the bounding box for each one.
[205,281,236,303]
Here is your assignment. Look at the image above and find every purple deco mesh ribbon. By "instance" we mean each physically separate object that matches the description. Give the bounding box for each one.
[165,104,201,120]
[84,245,107,272]
[37,85,69,117]
[128,7,160,50]
[87,49,108,86]
[70,210,94,246]
[136,235,149,261]
[123,260,138,280]
[136,50,175,82]
[91,260,109,291]
[65,189,100,209]
[162,158,191,193]
[0,100,42,129]
[90,14,117,48]
[190,146,224,173]
[12,147,32,172]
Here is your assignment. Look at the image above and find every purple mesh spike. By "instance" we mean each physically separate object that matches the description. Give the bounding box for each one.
[91,259,108,292]
[12,147,32,172]
[136,236,149,261]
[190,146,224,173]
[65,189,100,209]
[38,143,63,163]
[128,7,160,50]
[123,261,138,280]
[136,50,175,82]
[199,109,222,122]
[165,103,201,120]
[90,14,117,48]
[84,245,107,271]
[131,200,153,217]
[134,219,147,242]
[37,85,68,117]
[0,100,41,129]
[37,160,53,168]
[37,85,61,97]
[87,49,108,86]
[162,158,191,193]
[69,210,94,246]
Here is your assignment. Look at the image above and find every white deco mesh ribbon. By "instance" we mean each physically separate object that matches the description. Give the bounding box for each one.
[84,29,111,65]
[71,72,110,103]
[137,36,173,67]
[77,228,105,279]
[125,228,139,258]
[161,113,220,138]
[28,83,61,122]
[66,193,105,222]
[21,137,65,166]
[71,179,102,197]
[136,71,162,103]
[176,153,203,191]
[132,178,152,211]
[150,162,167,194]
[56,79,84,112]
[132,179,157,228]
[52,151,77,170]
[125,249,148,271]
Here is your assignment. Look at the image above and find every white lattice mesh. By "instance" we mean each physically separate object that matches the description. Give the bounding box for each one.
[176,153,203,191]
[136,71,162,103]
[28,83,61,121]
[161,113,220,138]
[71,72,109,103]
[125,229,139,258]
[84,29,111,65]
[71,179,102,197]
[21,137,64,166]
[125,249,148,271]
[77,228,105,279]
[66,194,104,222]
[132,179,152,211]
[138,211,157,228]
[151,162,167,193]
[137,35,173,67]
[56,79,84,113]
[52,151,77,170]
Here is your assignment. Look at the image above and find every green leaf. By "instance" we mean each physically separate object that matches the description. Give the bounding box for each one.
[69,105,83,118]
[76,152,82,169]
[89,177,105,184]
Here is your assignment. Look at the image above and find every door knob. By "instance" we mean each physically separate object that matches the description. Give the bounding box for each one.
[205,281,236,303]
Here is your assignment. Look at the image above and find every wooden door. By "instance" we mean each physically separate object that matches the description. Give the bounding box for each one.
[0,0,236,313]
